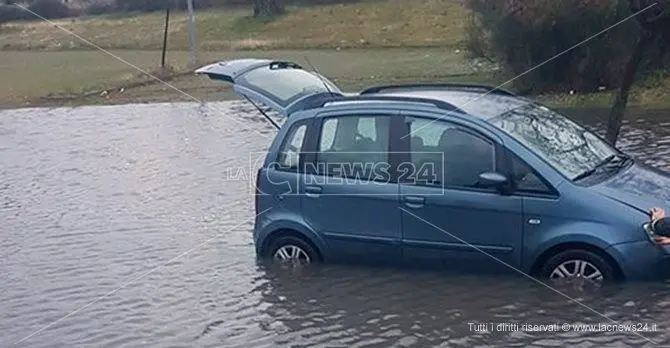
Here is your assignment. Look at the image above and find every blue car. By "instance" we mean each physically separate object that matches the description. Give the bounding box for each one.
[196,58,670,283]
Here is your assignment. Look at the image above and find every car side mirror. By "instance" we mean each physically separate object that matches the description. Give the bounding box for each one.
[478,172,510,192]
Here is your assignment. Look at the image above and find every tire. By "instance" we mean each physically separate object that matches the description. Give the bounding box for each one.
[540,249,616,283]
[267,235,320,265]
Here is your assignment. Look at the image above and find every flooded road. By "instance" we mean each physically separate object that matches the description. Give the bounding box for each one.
[1,102,670,347]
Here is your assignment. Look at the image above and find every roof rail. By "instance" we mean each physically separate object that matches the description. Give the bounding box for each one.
[360,83,516,96]
[288,93,467,115]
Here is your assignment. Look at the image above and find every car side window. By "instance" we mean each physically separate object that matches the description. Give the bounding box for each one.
[276,123,307,170]
[319,118,337,151]
[508,154,553,195]
[357,117,377,141]
[316,114,391,181]
[406,117,495,189]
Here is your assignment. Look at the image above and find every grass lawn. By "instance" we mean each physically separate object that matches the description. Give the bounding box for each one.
[2,47,668,109]
[0,0,466,51]
[0,0,668,109]
[0,47,498,108]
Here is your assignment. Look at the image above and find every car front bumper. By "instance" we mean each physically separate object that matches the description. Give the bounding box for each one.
[606,240,670,281]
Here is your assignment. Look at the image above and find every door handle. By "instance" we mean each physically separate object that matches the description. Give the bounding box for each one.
[403,195,425,208]
[304,185,322,198]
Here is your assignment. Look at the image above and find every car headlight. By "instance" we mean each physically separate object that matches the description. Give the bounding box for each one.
[643,222,658,244]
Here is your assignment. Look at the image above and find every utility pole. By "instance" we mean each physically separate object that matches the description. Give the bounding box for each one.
[161,6,170,68]
[186,0,197,67]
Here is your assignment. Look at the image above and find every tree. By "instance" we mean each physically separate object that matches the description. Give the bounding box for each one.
[605,0,670,146]
[252,0,284,19]
[464,0,643,95]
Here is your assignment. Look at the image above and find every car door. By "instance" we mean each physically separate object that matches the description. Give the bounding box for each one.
[299,110,403,264]
[398,112,525,274]
[195,58,342,118]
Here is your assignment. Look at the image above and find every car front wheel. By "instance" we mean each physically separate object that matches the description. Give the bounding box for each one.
[540,249,616,284]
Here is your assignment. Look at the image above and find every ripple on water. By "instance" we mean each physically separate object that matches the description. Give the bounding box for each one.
[0,103,669,348]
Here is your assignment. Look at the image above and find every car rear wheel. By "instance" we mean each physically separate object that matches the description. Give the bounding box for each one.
[267,235,319,266]
[540,249,615,284]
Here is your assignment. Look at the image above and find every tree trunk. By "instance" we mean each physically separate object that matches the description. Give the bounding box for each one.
[604,32,654,146]
[252,0,284,19]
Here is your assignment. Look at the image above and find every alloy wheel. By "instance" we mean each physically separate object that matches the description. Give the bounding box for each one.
[549,259,604,282]
[273,244,311,264]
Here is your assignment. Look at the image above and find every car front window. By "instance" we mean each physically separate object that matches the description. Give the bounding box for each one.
[488,103,618,180]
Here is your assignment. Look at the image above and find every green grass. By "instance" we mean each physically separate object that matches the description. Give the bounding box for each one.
[0,48,492,107]
[2,47,669,109]
[0,0,467,51]
[535,87,670,109]
[0,0,668,109]
[0,50,170,106]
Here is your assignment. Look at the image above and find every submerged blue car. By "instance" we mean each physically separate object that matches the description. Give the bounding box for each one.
[196,58,670,283]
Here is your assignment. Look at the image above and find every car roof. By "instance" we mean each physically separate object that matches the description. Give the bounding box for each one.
[195,58,531,120]
[371,90,532,120]
[292,86,534,120]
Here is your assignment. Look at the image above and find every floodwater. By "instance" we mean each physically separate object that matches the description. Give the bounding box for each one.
[1,102,670,348]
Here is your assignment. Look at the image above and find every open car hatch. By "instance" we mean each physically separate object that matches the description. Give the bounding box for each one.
[195,58,343,118]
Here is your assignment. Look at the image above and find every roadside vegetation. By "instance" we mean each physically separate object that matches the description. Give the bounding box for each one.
[0,0,668,111]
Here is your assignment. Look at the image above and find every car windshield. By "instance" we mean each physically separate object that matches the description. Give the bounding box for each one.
[237,66,338,106]
[487,103,618,180]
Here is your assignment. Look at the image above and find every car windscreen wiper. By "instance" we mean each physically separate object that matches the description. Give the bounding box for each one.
[606,153,633,166]
[572,153,632,181]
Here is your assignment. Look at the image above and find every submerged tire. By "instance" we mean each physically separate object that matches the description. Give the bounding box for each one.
[540,249,616,283]
[267,235,319,265]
